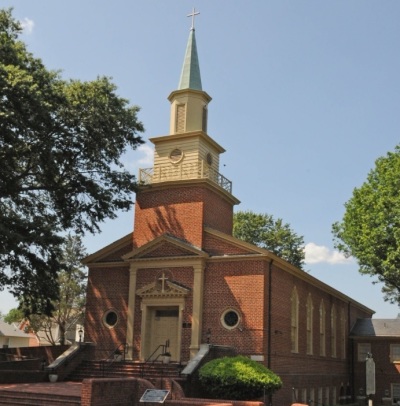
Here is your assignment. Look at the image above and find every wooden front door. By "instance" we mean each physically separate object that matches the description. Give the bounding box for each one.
[149,307,179,361]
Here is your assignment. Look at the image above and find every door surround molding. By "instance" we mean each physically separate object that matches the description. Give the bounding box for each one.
[140,298,185,361]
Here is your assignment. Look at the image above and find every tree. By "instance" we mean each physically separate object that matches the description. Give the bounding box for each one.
[199,356,282,400]
[3,308,24,324]
[233,211,305,269]
[333,145,400,304]
[29,234,87,345]
[7,235,87,344]
[0,9,144,315]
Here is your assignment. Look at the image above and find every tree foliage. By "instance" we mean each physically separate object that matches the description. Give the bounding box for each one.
[0,9,144,315]
[3,308,24,324]
[28,235,87,345]
[6,235,87,344]
[199,356,282,400]
[333,145,400,304]
[233,211,305,269]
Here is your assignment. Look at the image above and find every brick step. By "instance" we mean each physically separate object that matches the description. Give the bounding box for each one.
[67,360,182,381]
[0,390,80,406]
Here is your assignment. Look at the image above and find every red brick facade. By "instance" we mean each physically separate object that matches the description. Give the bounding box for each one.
[84,174,374,405]
[82,61,376,401]
[351,330,400,405]
[133,183,234,248]
[84,265,130,357]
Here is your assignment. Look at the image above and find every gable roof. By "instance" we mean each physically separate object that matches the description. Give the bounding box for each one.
[0,320,31,339]
[82,233,133,265]
[351,318,400,337]
[204,227,267,257]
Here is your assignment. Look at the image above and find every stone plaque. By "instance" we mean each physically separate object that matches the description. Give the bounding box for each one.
[140,389,170,403]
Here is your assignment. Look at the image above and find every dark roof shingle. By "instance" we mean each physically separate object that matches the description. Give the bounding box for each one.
[351,318,400,337]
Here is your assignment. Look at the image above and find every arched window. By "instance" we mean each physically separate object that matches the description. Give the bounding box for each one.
[291,287,299,353]
[340,308,346,359]
[331,305,337,357]
[306,294,313,355]
[319,300,326,356]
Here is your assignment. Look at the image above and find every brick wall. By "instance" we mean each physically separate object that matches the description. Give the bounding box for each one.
[202,260,266,355]
[352,338,400,404]
[267,262,372,406]
[80,376,264,406]
[81,377,155,406]
[84,265,130,359]
[83,173,376,406]
[133,184,234,249]
[0,345,70,364]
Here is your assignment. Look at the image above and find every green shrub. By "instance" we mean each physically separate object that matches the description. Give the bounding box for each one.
[198,355,282,400]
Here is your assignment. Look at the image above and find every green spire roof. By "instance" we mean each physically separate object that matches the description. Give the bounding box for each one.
[178,29,202,91]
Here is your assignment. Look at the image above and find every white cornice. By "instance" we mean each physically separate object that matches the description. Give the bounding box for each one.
[138,178,240,206]
[149,130,225,154]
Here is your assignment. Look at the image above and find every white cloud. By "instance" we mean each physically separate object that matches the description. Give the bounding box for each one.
[20,18,34,34]
[136,144,154,166]
[122,143,154,173]
[304,242,353,265]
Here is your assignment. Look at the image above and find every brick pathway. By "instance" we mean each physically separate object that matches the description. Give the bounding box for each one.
[0,381,82,396]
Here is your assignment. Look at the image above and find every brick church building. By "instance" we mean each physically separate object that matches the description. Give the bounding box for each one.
[83,19,375,405]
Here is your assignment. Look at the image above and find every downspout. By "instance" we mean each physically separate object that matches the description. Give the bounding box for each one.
[267,259,273,369]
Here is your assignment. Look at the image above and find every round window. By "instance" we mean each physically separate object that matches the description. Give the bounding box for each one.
[170,149,183,163]
[103,310,118,329]
[221,309,241,330]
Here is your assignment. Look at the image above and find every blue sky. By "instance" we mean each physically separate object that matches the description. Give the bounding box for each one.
[1,1,400,318]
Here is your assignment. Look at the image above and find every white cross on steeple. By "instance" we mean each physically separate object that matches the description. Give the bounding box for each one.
[187,7,200,30]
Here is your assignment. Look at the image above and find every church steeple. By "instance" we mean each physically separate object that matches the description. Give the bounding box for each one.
[178,26,202,91]
[168,9,211,135]
[136,9,240,250]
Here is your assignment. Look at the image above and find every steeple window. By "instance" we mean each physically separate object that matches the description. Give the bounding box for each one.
[202,106,208,132]
[176,104,186,133]
[206,152,213,166]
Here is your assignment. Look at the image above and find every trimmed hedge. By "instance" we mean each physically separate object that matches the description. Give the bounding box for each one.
[199,355,282,400]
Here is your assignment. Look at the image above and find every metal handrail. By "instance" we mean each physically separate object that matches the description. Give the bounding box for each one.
[145,339,170,363]
[141,340,170,378]
[139,160,232,194]
[101,343,127,377]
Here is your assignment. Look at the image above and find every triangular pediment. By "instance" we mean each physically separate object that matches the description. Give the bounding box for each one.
[136,280,190,298]
[122,234,208,261]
